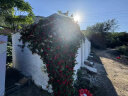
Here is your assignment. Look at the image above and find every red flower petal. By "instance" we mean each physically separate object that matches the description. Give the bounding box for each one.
[79,89,85,94]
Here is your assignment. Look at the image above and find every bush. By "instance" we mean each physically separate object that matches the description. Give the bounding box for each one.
[105,32,128,48]
[7,35,12,63]
[6,34,13,69]
[115,45,128,56]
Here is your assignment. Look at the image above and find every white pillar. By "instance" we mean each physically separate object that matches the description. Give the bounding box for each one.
[81,40,85,66]
[81,40,83,65]
[0,35,7,96]
[83,40,85,63]
[84,39,88,60]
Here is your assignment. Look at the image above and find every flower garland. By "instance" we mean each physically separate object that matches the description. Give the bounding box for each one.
[19,14,84,96]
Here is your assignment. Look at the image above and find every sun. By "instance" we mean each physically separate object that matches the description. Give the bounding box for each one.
[74,15,81,22]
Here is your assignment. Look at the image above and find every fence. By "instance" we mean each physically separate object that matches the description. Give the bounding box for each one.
[0,35,7,96]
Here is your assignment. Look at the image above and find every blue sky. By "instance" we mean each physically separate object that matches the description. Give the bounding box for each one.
[25,0,128,32]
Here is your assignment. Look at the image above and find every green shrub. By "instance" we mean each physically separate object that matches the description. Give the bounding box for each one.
[7,35,12,62]
[116,45,128,56]
[6,34,12,68]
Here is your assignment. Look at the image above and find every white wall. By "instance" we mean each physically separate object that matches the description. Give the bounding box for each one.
[12,33,91,91]
[74,46,81,80]
[0,35,7,96]
[74,38,91,80]
[12,33,49,91]
[84,37,91,60]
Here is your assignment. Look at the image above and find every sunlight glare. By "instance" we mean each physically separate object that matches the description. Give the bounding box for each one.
[74,15,81,22]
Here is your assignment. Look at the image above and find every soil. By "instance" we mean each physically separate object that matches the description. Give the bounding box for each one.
[93,49,128,96]
[7,83,52,96]
[5,68,52,96]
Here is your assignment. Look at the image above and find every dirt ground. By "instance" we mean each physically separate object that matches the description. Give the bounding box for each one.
[5,68,52,96]
[93,49,128,96]
[7,83,52,96]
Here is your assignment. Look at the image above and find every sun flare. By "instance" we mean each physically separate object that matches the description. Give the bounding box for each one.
[74,15,81,22]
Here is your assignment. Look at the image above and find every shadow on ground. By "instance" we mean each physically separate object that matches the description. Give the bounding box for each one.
[91,51,118,96]
[7,83,52,96]
[5,68,52,96]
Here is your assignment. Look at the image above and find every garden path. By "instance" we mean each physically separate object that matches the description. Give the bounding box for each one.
[94,49,128,96]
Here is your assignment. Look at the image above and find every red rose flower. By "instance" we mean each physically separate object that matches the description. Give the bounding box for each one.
[66,65,69,68]
[54,57,57,60]
[58,62,61,65]
[62,81,65,84]
[57,80,60,82]
[60,60,63,63]
[79,89,84,94]
[46,64,49,67]
[80,94,84,96]
[47,48,50,50]
[57,46,59,49]
[84,89,88,94]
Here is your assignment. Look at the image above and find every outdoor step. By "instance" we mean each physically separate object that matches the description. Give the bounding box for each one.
[89,55,93,58]
[5,85,21,96]
[90,53,93,55]
[84,60,94,67]
[5,85,18,91]
[81,65,97,74]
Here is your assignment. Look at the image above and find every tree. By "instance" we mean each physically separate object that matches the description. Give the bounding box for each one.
[0,0,34,33]
[83,19,118,49]
[85,19,118,35]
